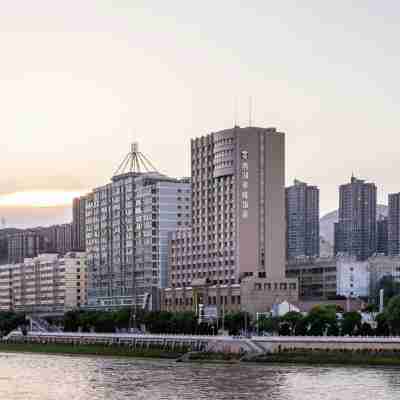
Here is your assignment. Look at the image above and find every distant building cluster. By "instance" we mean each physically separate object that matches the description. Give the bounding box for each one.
[1,124,400,316]
[1,197,86,266]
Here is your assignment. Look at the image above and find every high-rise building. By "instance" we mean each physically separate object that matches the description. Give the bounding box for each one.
[286,179,319,260]
[7,224,74,264]
[388,193,400,256]
[376,215,388,256]
[334,176,377,261]
[0,228,20,265]
[73,196,87,251]
[164,126,298,316]
[8,231,46,264]
[85,144,191,310]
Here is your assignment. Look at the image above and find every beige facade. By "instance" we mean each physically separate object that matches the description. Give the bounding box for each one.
[240,276,298,316]
[162,276,298,317]
[63,252,87,311]
[162,283,241,315]
[166,126,298,315]
[0,252,87,313]
[169,127,294,286]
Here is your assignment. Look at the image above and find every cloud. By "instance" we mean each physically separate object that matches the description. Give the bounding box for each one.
[0,175,88,195]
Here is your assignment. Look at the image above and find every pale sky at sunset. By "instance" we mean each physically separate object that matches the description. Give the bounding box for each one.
[1,1,400,214]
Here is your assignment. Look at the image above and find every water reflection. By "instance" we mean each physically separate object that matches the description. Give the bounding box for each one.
[0,352,399,400]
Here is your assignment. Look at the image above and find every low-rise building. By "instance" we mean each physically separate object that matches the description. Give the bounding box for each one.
[162,276,298,317]
[336,255,369,298]
[368,254,400,298]
[286,257,337,299]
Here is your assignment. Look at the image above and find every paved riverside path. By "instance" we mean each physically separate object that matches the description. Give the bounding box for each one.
[5,331,400,353]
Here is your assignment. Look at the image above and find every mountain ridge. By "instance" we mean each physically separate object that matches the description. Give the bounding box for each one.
[0,205,72,229]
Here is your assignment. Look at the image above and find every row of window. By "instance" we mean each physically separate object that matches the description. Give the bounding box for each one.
[165,294,240,308]
[254,282,297,291]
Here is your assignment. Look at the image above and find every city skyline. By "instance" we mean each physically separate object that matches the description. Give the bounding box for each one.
[1,2,400,215]
[0,138,396,219]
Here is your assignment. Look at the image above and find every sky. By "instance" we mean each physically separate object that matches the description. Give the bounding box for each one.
[1,0,400,215]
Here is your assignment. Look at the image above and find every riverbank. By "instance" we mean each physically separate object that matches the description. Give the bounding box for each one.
[2,342,400,366]
[246,350,400,366]
[178,349,400,366]
[0,342,182,359]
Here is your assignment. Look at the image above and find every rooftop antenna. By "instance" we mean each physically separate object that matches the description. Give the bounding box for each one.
[234,97,238,127]
[114,142,159,176]
[249,96,253,127]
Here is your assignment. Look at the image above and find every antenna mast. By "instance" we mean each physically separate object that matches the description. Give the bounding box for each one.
[234,97,238,127]
[249,96,253,127]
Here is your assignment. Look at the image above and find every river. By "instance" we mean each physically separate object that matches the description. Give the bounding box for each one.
[0,352,400,399]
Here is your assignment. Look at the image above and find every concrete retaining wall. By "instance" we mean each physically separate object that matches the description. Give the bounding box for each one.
[5,331,400,354]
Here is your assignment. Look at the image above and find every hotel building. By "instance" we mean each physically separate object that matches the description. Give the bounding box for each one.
[163,126,298,316]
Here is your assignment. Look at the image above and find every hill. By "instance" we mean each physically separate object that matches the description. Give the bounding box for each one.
[0,205,72,229]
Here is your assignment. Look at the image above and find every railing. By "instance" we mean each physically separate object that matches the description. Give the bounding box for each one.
[252,335,400,343]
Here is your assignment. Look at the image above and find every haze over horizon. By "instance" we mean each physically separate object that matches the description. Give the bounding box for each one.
[2,1,400,215]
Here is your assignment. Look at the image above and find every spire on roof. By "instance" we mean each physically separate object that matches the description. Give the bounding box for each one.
[114,142,158,176]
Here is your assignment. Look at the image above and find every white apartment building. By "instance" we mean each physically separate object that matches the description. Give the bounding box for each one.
[336,255,370,298]
[85,144,191,310]
[0,252,87,313]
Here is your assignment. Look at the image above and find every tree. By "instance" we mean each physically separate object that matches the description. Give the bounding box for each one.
[362,304,378,313]
[376,313,390,336]
[257,316,280,335]
[170,312,198,334]
[224,312,252,335]
[304,305,338,336]
[0,312,27,337]
[63,310,80,332]
[385,295,400,335]
[359,322,374,336]
[94,313,116,333]
[113,308,131,330]
[144,311,173,333]
[376,276,400,306]
[341,312,362,336]
[280,311,303,336]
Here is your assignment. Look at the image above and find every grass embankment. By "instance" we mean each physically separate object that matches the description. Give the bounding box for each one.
[2,343,400,366]
[0,342,182,359]
[248,350,400,366]
[178,351,241,363]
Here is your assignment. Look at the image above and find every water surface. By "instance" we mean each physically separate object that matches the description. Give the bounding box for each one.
[0,352,399,400]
